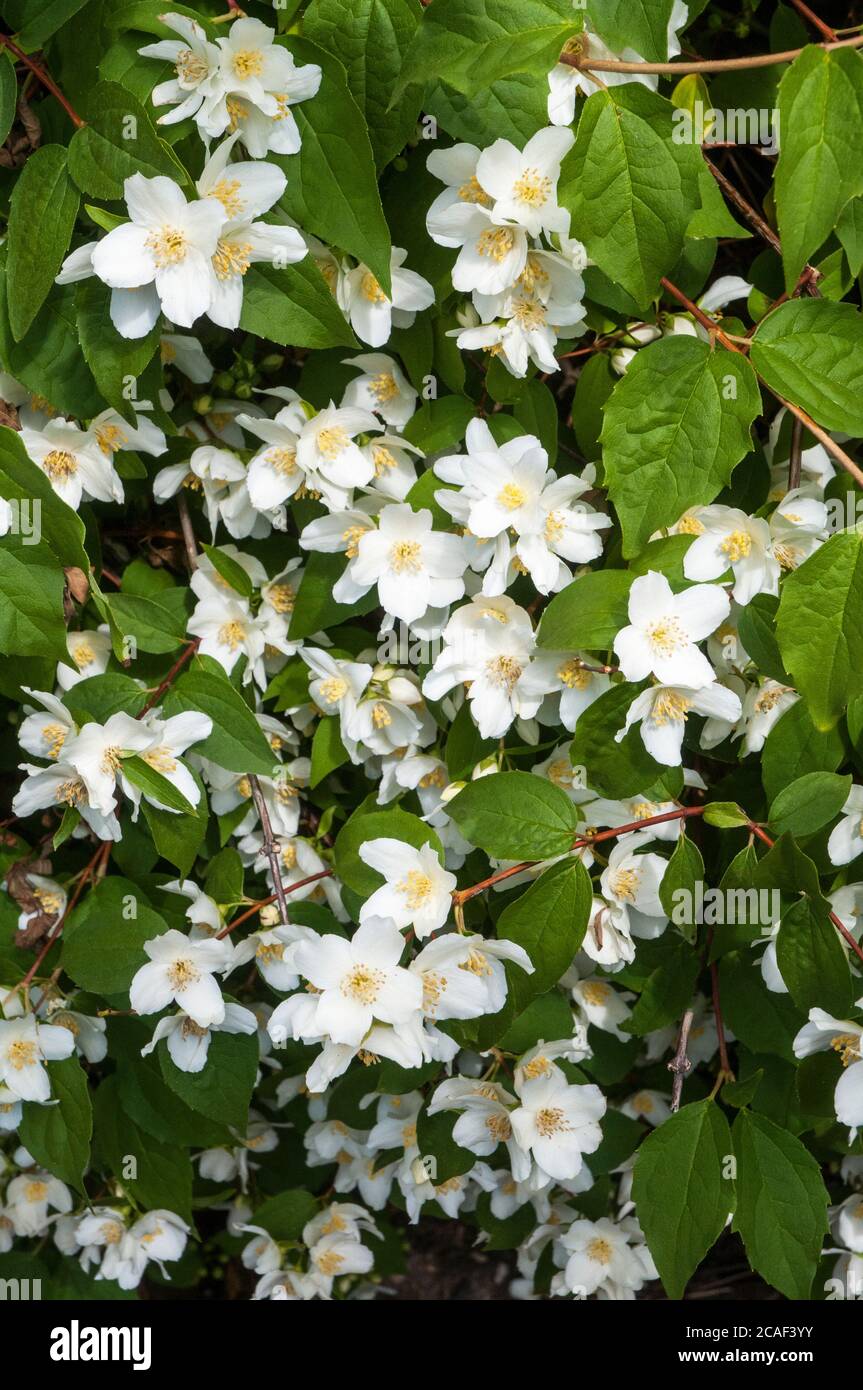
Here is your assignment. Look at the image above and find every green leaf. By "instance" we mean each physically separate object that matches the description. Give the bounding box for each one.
[67,81,190,200]
[0,277,102,420]
[719,952,802,1060]
[732,1109,828,1299]
[19,1057,92,1192]
[624,937,700,1035]
[569,682,667,799]
[61,878,167,995]
[447,770,578,859]
[199,543,253,598]
[310,716,348,787]
[416,1106,475,1182]
[590,0,684,62]
[737,593,789,685]
[750,299,863,436]
[402,394,474,453]
[143,801,207,878]
[159,1028,258,1131]
[775,46,863,293]
[496,858,591,1009]
[0,51,16,149]
[702,801,749,829]
[768,771,851,838]
[277,37,392,289]
[255,1189,319,1241]
[108,590,189,655]
[204,847,245,905]
[289,551,380,640]
[776,527,863,729]
[761,697,845,802]
[63,672,147,723]
[6,146,79,340]
[75,278,160,420]
[335,802,443,897]
[537,569,633,651]
[560,85,700,306]
[659,833,705,942]
[15,0,92,49]
[304,0,422,168]
[395,0,579,99]
[775,895,853,1016]
[122,753,197,816]
[240,259,358,350]
[601,336,760,556]
[632,1099,734,1300]
[837,196,863,277]
[163,662,276,776]
[93,1076,193,1222]
[0,539,68,661]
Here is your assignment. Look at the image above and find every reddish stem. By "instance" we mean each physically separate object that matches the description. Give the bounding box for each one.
[0,33,85,129]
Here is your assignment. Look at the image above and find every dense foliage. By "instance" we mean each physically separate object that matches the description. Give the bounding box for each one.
[0,0,862,1303]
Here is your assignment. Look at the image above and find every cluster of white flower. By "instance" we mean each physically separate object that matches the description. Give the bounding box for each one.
[426,129,589,376]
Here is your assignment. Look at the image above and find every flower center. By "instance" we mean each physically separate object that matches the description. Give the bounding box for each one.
[831,1033,862,1067]
[168,957,201,992]
[24,1180,48,1201]
[610,866,640,903]
[361,271,387,304]
[42,722,68,758]
[485,1112,513,1142]
[676,514,705,535]
[233,48,264,79]
[484,655,522,692]
[581,981,610,1006]
[397,869,433,910]
[557,659,590,690]
[176,48,209,85]
[388,539,423,574]
[631,1093,655,1115]
[721,529,752,563]
[514,167,552,207]
[55,777,86,806]
[6,1039,37,1069]
[477,227,515,262]
[458,175,491,207]
[267,583,295,613]
[497,482,526,510]
[544,510,565,544]
[535,1106,570,1137]
[316,1249,344,1276]
[341,964,384,1006]
[95,422,127,455]
[319,676,348,704]
[587,1237,614,1265]
[371,702,392,728]
[317,426,350,459]
[101,1220,124,1244]
[218,620,246,650]
[213,239,252,280]
[511,295,547,329]
[43,449,78,479]
[143,746,178,774]
[146,226,189,268]
[370,372,399,403]
[754,686,783,713]
[651,690,692,725]
[257,941,285,965]
[373,445,397,476]
[646,616,686,658]
[101,745,122,774]
[208,178,244,218]
[266,446,298,476]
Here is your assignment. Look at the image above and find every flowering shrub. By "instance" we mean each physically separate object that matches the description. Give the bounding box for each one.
[1,0,863,1305]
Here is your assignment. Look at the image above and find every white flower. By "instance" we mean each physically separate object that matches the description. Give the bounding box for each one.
[213,17,321,157]
[62,711,158,816]
[338,503,467,625]
[682,506,780,606]
[87,174,226,337]
[20,418,123,508]
[129,930,235,1028]
[769,488,828,572]
[90,407,167,461]
[121,710,212,816]
[426,142,491,245]
[793,1009,863,1139]
[341,249,434,348]
[614,571,729,688]
[557,1216,657,1297]
[7,1169,72,1235]
[413,932,533,1018]
[547,2,688,123]
[423,595,540,738]
[296,402,380,505]
[358,838,456,939]
[11,759,121,840]
[139,12,222,129]
[616,681,743,766]
[341,352,418,431]
[290,917,423,1047]
[599,834,668,937]
[141,1004,257,1073]
[188,589,266,685]
[475,127,574,237]
[197,136,306,330]
[57,627,112,691]
[828,786,863,867]
[738,680,798,754]
[510,1064,605,1183]
[0,1015,75,1102]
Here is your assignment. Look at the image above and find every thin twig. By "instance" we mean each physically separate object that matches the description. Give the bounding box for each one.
[139,639,199,716]
[0,33,85,128]
[248,775,291,928]
[560,33,863,75]
[788,415,804,491]
[177,493,198,571]
[668,1008,695,1112]
[216,870,334,939]
[3,840,110,1005]
[788,0,837,41]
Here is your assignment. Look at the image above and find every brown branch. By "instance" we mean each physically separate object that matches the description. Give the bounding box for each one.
[248,775,291,927]
[788,0,837,41]
[3,840,110,1006]
[709,956,733,1078]
[0,33,85,129]
[560,33,863,75]
[660,276,863,489]
[139,638,199,716]
[177,493,199,572]
[215,870,334,939]
[668,1007,695,1112]
[748,821,863,967]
